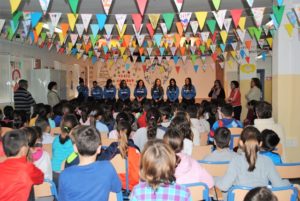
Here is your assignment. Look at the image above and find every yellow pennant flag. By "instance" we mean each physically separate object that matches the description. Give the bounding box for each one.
[195,12,208,30]
[220,30,228,44]
[266,37,273,48]
[10,0,21,14]
[206,38,212,49]
[284,23,294,37]
[116,24,127,38]
[231,51,237,58]
[35,22,43,37]
[59,33,65,45]
[67,13,78,32]
[110,40,119,48]
[180,37,186,47]
[77,52,82,59]
[122,55,128,62]
[119,47,126,56]
[68,42,73,51]
[238,17,246,31]
[148,14,160,29]
[164,41,169,49]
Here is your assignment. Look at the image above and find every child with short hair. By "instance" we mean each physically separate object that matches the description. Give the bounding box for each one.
[260,129,282,164]
[130,140,191,201]
[163,128,214,188]
[35,116,54,144]
[0,130,44,201]
[204,127,238,162]
[0,105,14,128]
[244,187,278,201]
[59,126,122,201]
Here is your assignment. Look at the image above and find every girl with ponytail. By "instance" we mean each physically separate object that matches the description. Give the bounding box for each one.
[216,126,289,198]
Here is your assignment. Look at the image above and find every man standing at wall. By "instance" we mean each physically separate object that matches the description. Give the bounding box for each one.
[14,79,36,118]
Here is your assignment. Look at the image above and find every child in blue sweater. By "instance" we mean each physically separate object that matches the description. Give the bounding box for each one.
[181,77,196,104]
[260,129,282,165]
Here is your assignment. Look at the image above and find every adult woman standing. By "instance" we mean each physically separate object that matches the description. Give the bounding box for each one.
[118,80,131,104]
[228,81,242,120]
[134,80,147,103]
[208,80,225,102]
[245,78,262,102]
[151,78,164,106]
[181,77,196,104]
[103,79,116,104]
[47,81,60,107]
[166,78,179,103]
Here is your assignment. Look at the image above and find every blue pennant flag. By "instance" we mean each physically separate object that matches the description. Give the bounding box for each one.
[96,14,107,31]
[173,56,179,64]
[31,12,43,28]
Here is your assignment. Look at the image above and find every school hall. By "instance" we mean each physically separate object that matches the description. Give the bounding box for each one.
[0,0,300,201]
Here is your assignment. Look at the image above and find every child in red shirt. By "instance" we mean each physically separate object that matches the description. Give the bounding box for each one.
[0,129,44,201]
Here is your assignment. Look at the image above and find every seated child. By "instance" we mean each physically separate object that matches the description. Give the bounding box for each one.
[159,104,172,128]
[91,107,109,134]
[260,129,282,165]
[0,106,14,128]
[215,127,289,199]
[58,126,121,201]
[52,114,79,186]
[109,112,134,139]
[35,116,54,144]
[244,187,278,201]
[204,127,239,162]
[0,129,44,201]
[130,140,191,201]
[163,128,214,188]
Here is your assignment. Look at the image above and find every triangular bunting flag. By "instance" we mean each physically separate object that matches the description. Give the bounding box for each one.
[76,24,84,37]
[207,19,217,33]
[67,13,78,31]
[70,33,78,45]
[160,23,168,34]
[238,17,246,30]
[173,56,179,64]
[104,24,114,36]
[212,0,221,10]
[252,7,265,27]
[31,12,43,28]
[246,0,254,7]
[230,9,243,28]
[115,14,127,30]
[175,66,180,73]
[176,22,183,36]
[201,32,210,42]
[0,19,5,33]
[68,0,79,14]
[220,30,228,44]
[90,24,100,37]
[49,13,62,27]
[179,12,192,31]
[224,18,232,32]
[173,0,183,12]
[39,0,50,14]
[116,24,127,37]
[245,40,252,50]
[190,21,199,35]
[61,23,69,38]
[80,14,92,32]
[147,47,153,55]
[153,34,163,46]
[273,5,285,25]
[146,23,154,38]
[141,55,146,63]
[162,13,175,31]
[194,65,199,72]
[171,47,177,56]
[96,14,107,31]
[10,0,22,14]
[148,13,160,30]
[213,10,227,29]
[137,34,146,46]
[102,0,113,15]
[266,37,273,48]
[132,13,142,32]
[195,12,208,30]
[136,0,148,16]
[191,54,197,64]
[284,23,294,37]
[220,44,226,52]
[236,28,246,42]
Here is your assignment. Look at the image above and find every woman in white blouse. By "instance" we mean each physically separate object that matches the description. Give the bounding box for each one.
[245,78,262,102]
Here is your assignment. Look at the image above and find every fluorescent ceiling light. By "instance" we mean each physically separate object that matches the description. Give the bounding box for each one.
[42,23,62,33]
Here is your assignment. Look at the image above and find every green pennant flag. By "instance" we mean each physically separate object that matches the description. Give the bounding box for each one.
[88,50,93,58]
[212,0,221,10]
[12,10,22,27]
[68,0,79,14]
[41,32,47,41]
[162,13,175,31]
[206,19,217,33]
[191,54,197,64]
[248,27,255,38]
[200,45,206,54]
[272,5,285,25]
[248,27,262,41]
[7,27,14,40]
[90,34,99,47]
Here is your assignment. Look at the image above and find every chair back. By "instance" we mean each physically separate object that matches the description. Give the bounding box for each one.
[0,127,13,136]
[200,132,209,146]
[50,127,61,136]
[191,145,213,161]
[102,138,118,147]
[184,182,210,201]
[228,186,250,201]
[34,180,58,199]
[108,191,123,201]
[273,143,283,156]
[111,154,126,174]
[228,128,243,150]
[198,160,229,177]
[43,144,52,159]
[276,163,300,179]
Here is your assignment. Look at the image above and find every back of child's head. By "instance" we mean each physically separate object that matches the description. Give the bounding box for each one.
[240,126,261,172]
[38,104,52,118]
[13,110,28,129]
[255,101,272,119]
[60,114,79,135]
[2,129,28,157]
[142,100,152,112]
[3,106,14,120]
[131,100,142,113]
[163,127,184,153]
[140,139,176,190]
[32,103,45,118]
[159,104,171,121]
[116,112,129,124]
[170,114,193,141]
[214,127,231,149]
[71,125,101,156]
[221,103,233,117]
[186,104,198,119]
[261,129,280,151]
[62,103,74,115]
[53,102,63,116]
[117,121,132,158]
[21,127,38,148]
[244,187,278,201]
[32,126,43,146]
[35,117,50,133]
[146,108,161,140]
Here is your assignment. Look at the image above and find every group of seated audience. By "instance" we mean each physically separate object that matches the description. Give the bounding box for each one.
[0,95,297,201]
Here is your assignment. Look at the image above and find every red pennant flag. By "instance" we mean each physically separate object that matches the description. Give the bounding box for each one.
[245,40,252,51]
[211,32,217,43]
[146,23,154,38]
[131,13,142,32]
[246,56,250,63]
[176,66,180,74]
[212,52,217,61]
[230,9,243,28]
[142,65,147,72]
[136,0,148,16]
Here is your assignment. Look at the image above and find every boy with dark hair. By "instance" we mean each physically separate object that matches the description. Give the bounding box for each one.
[209,103,243,142]
[204,127,238,161]
[0,130,44,201]
[260,129,282,164]
[35,116,54,144]
[59,126,121,201]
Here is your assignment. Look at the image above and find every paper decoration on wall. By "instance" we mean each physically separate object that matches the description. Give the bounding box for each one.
[75,24,84,37]
[277,0,283,6]
[160,23,168,35]
[207,19,217,33]
[273,5,285,25]
[236,28,246,41]
[173,0,184,12]
[176,22,183,36]
[179,12,192,31]
[252,7,265,27]
[246,0,254,7]
[115,14,127,31]
[193,65,199,72]
[90,24,99,37]
[102,0,113,15]
[162,13,175,31]
[132,14,142,32]
[212,0,221,10]
[31,12,43,28]
[175,66,180,73]
[230,9,243,28]
[148,14,160,30]
[220,30,228,43]
[153,34,163,46]
[39,0,51,14]
[96,14,107,31]
[136,0,148,16]
[284,23,294,37]
[67,13,78,31]
[270,14,279,29]
[195,12,208,30]
[213,10,226,29]
[68,0,79,14]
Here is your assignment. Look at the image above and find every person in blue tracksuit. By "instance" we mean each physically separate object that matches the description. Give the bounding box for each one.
[118,80,131,104]
[166,78,179,103]
[91,81,103,101]
[151,78,164,106]
[77,77,89,103]
[134,79,147,103]
[181,77,196,105]
[103,79,116,104]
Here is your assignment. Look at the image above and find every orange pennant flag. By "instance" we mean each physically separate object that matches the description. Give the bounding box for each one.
[176,22,183,36]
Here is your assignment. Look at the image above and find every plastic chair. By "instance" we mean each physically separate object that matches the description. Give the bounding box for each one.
[108,191,124,201]
[0,127,13,136]
[191,145,213,161]
[198,160,229,177]
[34,179,58,200]
[227,185,298,201]
[184,182,211,201]
[276,163,300,179]
[228,128,243,149]
[43,144,52,159]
